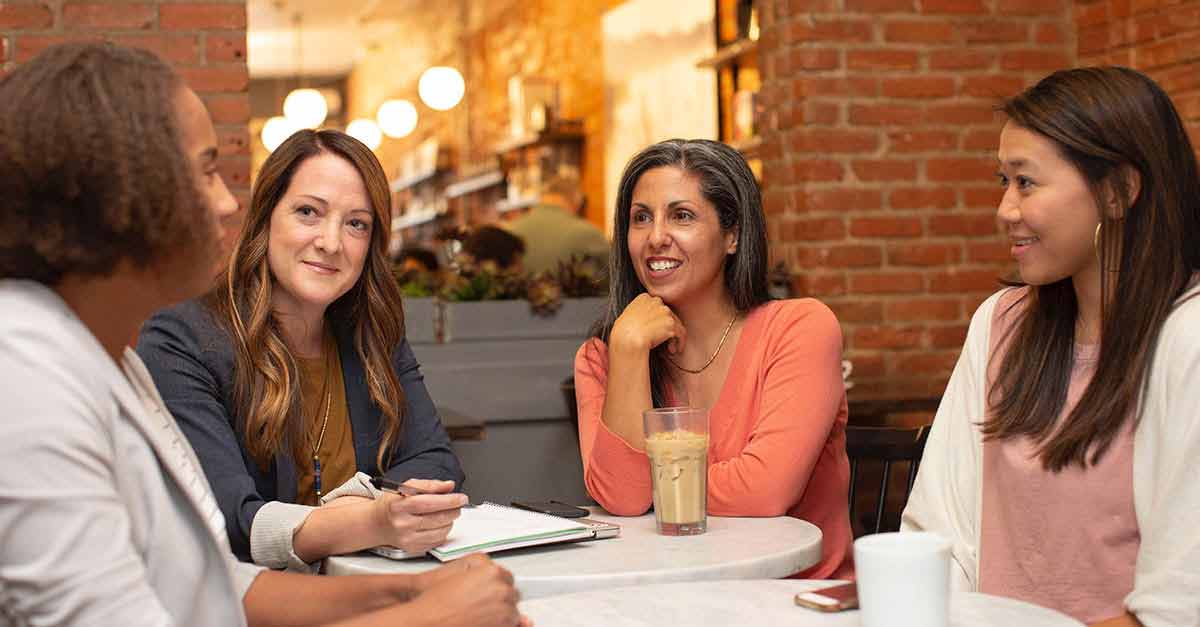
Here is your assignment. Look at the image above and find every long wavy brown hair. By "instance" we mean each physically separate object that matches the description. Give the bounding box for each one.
[985,67,1200,471]
[211,129,407,472]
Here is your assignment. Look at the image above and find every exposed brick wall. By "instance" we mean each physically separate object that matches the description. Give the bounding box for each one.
[347,0,625,229]
[757,0,1075,396]
[1,1,250,207]
[1074,0,1200,158]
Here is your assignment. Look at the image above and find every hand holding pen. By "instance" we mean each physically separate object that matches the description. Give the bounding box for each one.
[369,476,468,554]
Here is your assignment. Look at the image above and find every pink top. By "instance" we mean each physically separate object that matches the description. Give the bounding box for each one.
[574,299,854,579]
[979,288,1140,624]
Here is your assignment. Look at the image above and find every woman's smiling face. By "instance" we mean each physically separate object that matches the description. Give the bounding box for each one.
[626,166,736,307]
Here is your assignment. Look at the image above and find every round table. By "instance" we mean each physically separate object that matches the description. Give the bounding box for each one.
[325,508,822,600]
[518,580,1085,626]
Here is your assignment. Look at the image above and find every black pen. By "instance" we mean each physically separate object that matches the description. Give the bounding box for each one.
[370,476,421,497]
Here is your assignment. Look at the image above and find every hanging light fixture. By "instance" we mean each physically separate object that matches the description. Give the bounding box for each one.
[282,12,327,129]
[377,99,418,138]
[346,118,382,150]
[261,116,299,152]
[283,88,327,129]
[418,66,465,111]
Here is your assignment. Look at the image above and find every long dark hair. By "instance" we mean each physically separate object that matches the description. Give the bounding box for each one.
[594,139,771,406]
[985,67,1200,471]
[211,129,407,472]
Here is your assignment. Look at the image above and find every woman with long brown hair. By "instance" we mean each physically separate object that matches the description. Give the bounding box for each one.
[903,67,1200,627]
[1,42,521,627]
[138,129,466,570]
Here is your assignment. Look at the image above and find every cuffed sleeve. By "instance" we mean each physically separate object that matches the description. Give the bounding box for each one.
[249,501,318,572]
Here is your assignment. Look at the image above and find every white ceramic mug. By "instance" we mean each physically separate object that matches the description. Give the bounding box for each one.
[854,532,951,627]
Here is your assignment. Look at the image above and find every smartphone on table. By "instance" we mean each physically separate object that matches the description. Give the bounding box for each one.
[510,500,589,518]
[794,582,858,612]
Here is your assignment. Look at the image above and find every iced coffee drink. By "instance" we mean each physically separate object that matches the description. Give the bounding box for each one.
[644,428,709,535]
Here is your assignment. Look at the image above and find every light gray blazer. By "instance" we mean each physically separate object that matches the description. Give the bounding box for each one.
[0,280,263,626]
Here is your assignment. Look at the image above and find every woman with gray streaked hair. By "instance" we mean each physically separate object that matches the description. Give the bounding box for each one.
[573,139,855,578]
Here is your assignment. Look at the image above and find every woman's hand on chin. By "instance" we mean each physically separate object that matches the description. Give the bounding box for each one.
[610,293,687,356]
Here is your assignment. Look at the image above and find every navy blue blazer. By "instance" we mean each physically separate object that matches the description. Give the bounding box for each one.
[136,299,464,562]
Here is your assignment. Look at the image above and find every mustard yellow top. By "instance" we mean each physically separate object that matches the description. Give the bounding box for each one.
[294,332,356,506]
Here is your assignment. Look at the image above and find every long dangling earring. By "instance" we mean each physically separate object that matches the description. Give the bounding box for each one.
[1094,221,1102,266]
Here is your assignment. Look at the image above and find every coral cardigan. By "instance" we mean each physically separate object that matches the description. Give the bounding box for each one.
[574,299,854,579]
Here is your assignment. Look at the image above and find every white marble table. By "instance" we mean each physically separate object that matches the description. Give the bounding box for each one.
[519,580,1085,626]
[325,508,822,600]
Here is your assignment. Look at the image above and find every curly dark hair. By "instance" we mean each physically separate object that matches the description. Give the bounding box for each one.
[0,42,210,284]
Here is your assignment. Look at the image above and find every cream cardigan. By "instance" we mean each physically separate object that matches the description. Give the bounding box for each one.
[902,284,1200,627]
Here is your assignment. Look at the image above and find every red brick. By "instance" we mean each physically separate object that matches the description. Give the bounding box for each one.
[848,48,919,70]
[763,189,790,216]
[0,3,54,29]
[850,103,923,125]
[63,3,155,30]
[831,245,886,267]
[930,324,970,347]
[215,155,249,189]
[965,129,1001,151]
[790,48,841,70]
[886,298,961,321]
[997,0,1068,15]
[178,66,249,93]
[923,103,997,124]
[963,21,1030,43]
[852,158,919,181]
[13,34,102,62]
[929,49,995,70]
[884,20,956,43]
[1074,1,1109,28]
[830,301,885,323]
[206,33,246,63]
[787,0,841,10]
[962,75,1026,99]
[928,269,1002,293]
[852,272,926,293]
[929,213,1001,236]
[928,157,996,181]
[1077,25,1111,57]
[801,189,885,212]
[846,0,917,11]
[963,185,1004,208]
[889,130,958,152]
[111,35,200,64]
[793,159,845,181]
[1138,34,1200,69]
[160,3,247,31]
[790,18,875,43]
[217,127,249,157]
[921,0,989,14]
[1035,23,1066,44]
[787,217,847,240]
[789,129,880,153]
[887,243,962,266]
[791,272,848,296]
[882,76,956,98]
[1000,49,1073,71]
[854,325,924,349]
[793,76,880,98]
[850,216,924,237]
[203,94,251,124]
[894,351,960,374]
[968,241,1012,262]
[804,100,842,125]
[889,187,957,209]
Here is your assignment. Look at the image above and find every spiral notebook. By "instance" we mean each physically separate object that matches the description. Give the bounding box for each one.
[370,502,596,562]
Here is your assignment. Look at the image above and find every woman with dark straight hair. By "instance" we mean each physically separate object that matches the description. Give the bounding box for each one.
[904,67,1200,627]
[575,139,854,578]
[0,42,521,627]
[138,129,466,570]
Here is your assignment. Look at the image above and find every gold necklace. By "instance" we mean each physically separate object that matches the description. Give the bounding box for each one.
[666,313,739,375]
[310,341,333,500]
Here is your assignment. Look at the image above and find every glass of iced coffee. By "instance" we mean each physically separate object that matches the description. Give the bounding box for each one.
[643,407,709,536]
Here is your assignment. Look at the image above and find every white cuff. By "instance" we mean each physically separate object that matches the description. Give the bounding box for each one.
[250,501,318,572]
[319,471,381,504]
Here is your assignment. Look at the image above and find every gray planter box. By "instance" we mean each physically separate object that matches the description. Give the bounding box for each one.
[402,297,438,344]
[440,297,605,342]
